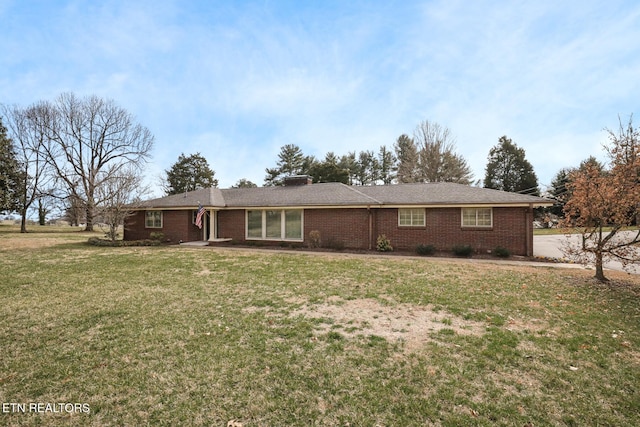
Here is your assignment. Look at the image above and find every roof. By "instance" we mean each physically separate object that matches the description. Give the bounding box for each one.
[138,182,553,209]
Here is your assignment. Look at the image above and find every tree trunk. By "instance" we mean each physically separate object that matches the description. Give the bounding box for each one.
[38,201,47,225]
[594,251,607,282]
[84,205,94,232]
[20,212,27,233]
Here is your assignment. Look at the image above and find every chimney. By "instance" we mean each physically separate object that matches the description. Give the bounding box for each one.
[283,175,313,186]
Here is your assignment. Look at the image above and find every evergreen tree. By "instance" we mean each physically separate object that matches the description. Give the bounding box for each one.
[165,152,218,195]
[484,136,539,194]
[376,145,396,185]
[307,152,350,184]
[394,134,420,183]
[353,150,378,185]
[264,144,309,186]
[0,117,22,214]
[339,152,358,185]
[233,178,258,188]
[549,167,572,217]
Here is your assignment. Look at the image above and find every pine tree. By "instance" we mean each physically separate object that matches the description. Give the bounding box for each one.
[0,117,23,214]
[394,134,419,183]
[377,145,396,185]
[484,136,539,194]
[264,144,309,186]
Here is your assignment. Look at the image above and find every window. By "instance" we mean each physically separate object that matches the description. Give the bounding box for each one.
[285,210,302,239]
[246,209,303,241]
[398,208,425,227]
[247,210,262,238]
[265,210,281,238]
[461,208,492,227]
[145,211,162,228]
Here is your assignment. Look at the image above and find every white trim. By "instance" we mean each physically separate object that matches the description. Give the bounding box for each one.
[145,211,163,228]
[207,209,217,241]
[138,202,550,212]
[245,209,304,242]
[461,207,493,228]
[398,208,426,227]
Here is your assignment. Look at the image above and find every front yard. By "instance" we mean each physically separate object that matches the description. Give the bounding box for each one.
[1,226,638,426]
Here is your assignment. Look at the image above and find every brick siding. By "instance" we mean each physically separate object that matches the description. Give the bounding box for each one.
[373,207,533,255]
[217,210,245,241]
[304,208,371,249]
[125,206,534,256]
[124,210,203,243]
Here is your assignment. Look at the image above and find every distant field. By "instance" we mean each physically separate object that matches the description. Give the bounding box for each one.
[1,227,639,426]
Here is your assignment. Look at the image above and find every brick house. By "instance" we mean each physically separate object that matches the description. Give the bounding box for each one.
[124,176,553,256]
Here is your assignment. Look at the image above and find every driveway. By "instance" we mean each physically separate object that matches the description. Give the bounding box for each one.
[534,232,640,275]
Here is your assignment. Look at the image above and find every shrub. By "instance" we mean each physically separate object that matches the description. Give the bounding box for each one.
[376,234,393,252]
[416,244,436,256]
[308,230,321,248]
[325,238,345,251]
[452,244,473,257]
[149,231,165,242]
[88,237,162,247]
[493,246,511,258]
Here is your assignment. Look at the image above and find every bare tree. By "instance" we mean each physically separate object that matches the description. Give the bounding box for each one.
[96,165,149,241]
[38,93,154,231]
[1,104,53,232]
[414,121,473,184]
[561,115,640,281]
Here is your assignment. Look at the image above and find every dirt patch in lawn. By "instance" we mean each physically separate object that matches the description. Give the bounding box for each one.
[291,297,486,352]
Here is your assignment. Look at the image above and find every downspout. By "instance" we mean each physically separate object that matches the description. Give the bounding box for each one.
[526,204,533,256]
[368,206,372,251]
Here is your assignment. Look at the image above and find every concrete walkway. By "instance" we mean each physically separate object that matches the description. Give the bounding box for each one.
[182,242,585,271]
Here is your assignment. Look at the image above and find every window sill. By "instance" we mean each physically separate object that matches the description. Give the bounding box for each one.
[246,237,304,242]
[461,226,493,231]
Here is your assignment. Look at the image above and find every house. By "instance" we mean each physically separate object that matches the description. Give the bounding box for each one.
[124,176,554,256]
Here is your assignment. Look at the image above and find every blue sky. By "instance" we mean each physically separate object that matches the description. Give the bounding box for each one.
[2,0,639,196]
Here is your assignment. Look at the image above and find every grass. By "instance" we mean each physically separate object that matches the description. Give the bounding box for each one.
[1,225,639,426]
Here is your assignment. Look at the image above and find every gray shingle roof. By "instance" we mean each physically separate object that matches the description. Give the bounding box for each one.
[138,182,553,209]
[138,187,225,208]
[356,182,549,205]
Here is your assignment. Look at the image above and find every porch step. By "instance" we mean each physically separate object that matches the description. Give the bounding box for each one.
[179,241,210,247]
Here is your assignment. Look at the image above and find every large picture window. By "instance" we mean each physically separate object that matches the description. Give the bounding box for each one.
[461,208,492,227]
[145,211,163,228]
[398,208,425,227]
[246,209,303,241]
[247,210,262,238]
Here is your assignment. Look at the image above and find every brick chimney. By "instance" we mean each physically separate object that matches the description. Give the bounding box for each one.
[283,175,314,186]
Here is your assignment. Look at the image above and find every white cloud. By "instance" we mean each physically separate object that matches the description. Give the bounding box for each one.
[1,0,638,193]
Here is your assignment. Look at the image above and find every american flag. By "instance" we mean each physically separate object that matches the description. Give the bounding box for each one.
[195,204,205,229]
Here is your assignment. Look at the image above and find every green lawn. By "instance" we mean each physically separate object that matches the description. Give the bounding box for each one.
[1,226,639,426]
